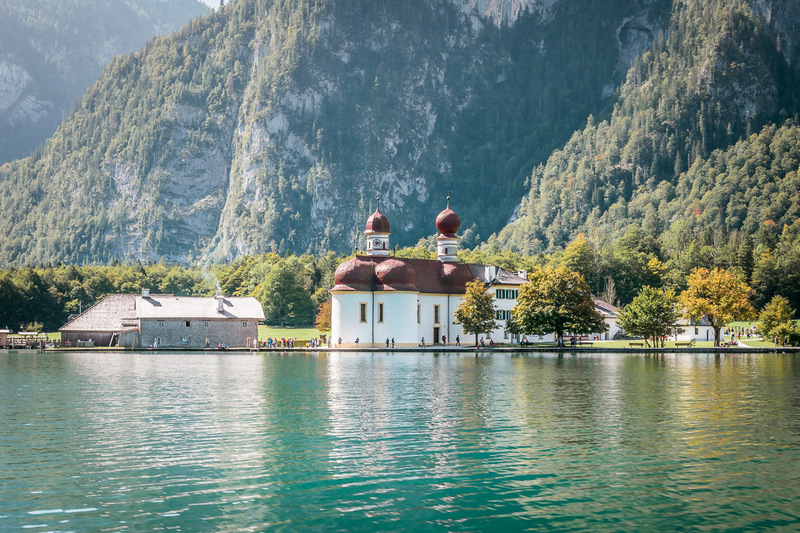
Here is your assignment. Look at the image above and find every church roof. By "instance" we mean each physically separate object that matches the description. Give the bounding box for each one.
[435,206,461,237]
[332,255,527,294]
[365,207,391,234]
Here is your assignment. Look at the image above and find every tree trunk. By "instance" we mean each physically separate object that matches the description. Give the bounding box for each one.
[713,325,721,347]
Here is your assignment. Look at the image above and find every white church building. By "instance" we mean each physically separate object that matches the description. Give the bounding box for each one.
[330,200,530,348]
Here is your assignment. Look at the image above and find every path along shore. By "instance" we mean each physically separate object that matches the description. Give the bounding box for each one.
[31,342,800,354]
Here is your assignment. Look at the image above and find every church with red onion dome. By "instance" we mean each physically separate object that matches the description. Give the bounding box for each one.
[330,196,530,348]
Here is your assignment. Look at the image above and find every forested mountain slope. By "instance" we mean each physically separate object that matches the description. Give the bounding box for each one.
[1,0,797,267]
[497,0,800,253]
[0,0,208,164]
[0,0,668,265]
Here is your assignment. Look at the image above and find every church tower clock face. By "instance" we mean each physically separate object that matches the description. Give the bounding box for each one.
[373,239,381,246]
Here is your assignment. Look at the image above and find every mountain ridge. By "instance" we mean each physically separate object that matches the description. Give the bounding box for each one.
[0,0,797,267]
[0,0,209,164]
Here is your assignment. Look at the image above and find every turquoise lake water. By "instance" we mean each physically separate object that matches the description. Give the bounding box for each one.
[1,351,799,531]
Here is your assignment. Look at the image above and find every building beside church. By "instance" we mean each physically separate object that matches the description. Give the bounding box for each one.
[331,200,528,348]
[59,290,264,349]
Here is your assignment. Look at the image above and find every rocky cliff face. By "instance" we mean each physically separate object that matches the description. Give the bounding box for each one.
[0,59,50,127]
[0,0,208,164]
[450,0,560,25]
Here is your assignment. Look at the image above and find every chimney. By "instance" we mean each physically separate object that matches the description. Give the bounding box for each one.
[142,288,150,298]
[215,290,224,313]
[517,270,528,280]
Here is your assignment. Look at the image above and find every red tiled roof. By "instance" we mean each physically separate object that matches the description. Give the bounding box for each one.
[332,256,526,294]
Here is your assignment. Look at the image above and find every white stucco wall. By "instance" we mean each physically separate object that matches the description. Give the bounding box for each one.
[332,291,420,347]
[374,292,418,347]
[674,324,716,342]
[332,283,620,347]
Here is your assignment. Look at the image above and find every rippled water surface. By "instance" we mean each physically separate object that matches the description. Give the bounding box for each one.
[2,351,800,531]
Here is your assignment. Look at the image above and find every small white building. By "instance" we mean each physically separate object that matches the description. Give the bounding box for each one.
[672,317,717,342]
[593,299,621,340]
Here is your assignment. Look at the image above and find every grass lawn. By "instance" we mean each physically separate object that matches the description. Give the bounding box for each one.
[258,325,324,340]
[740,338,782,347]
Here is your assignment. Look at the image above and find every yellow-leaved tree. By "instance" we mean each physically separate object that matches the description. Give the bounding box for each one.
[680,267,755,346]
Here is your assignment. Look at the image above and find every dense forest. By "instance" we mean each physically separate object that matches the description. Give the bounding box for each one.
[2,217,799,333]
[498,0,800,252]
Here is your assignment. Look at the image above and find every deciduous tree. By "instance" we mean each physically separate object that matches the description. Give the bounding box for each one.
[454,279,497,347]
[254,262,314,326]
[681,267,755,347]
[562,234,598,292]
[508,266,606,346]
[757,295,796,345]
[315,299,331,334]
[617,286,681,347]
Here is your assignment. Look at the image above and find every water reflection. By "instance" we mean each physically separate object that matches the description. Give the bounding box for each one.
[1,351,799,531]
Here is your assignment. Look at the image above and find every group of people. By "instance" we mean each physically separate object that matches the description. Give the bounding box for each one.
[265,337,296,348]
[420,335,460,347]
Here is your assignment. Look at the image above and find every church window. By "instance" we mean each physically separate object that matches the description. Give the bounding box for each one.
[360,303,367,323]
[378,303,384,323]
[417,303,421,324]
[434,305,440,324]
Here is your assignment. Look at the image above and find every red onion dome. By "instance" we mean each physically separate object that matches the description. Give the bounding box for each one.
[440,262,475,291]
[435,206,460,237]
[332,257,374,291]
[365,207,390,234]
[374,259,417,291]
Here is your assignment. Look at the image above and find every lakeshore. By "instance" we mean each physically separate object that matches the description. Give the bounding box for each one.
[24,343,800,354]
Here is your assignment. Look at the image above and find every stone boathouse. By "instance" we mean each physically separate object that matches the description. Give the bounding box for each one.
[59,289,264,349]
